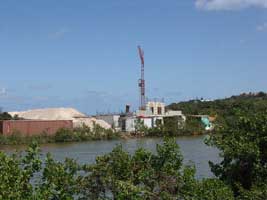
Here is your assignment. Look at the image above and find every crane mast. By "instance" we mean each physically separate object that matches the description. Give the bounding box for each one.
[138,46,145,110]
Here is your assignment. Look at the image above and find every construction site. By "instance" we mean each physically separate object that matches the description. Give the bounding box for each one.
[95,46,188,132]
[0,46,213,136]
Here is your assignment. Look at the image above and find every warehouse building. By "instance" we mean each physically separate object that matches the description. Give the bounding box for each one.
[0,120,73,136]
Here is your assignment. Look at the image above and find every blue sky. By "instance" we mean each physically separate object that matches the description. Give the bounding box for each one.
[0,0,267,114]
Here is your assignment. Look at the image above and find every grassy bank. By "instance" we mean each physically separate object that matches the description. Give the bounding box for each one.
[0,124,120,145]
[0,118,209,145]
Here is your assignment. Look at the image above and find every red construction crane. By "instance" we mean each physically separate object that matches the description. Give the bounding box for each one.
[138,46,146,110]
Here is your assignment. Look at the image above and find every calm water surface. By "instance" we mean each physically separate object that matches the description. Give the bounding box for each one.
[0,135,220,179]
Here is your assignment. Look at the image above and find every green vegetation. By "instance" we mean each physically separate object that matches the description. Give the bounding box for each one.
[0,131,54,145]
[0,124,119,145]
[54,124,118,142]
[0,111,21,120]
[0,138,234,200]
[183,116,206,134]
[135,116,205,137]
[206,109,267,198]
[1,106,267,199]
[153,92,267,136]
[167,92,267,127]
[135,92,267,137]
[0,112,12,120]
[81,137,234,200]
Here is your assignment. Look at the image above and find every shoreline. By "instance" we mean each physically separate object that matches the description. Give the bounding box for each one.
[0,131,207,146]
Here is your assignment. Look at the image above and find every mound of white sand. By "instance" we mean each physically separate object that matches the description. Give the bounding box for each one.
[9,108,86,120]
[73,117,111,129]
[9,108,111,129]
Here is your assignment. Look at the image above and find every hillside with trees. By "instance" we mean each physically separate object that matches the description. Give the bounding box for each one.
[168,92,267,115]
[167,92,267,128]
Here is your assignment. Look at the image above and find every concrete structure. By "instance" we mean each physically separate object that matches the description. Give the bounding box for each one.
[146,101,165,115]
[118,104,136,132]
[143,117,153,128]
[119,115,136,132]
[165,110,186,122]
[120,116,160,130]
[0,120,73,136]
[119,101,186,132]
[95,114,120,130]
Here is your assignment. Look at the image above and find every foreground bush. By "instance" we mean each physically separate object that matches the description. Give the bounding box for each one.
[207,109,267,198]
[0,138,234,200]
[0,142,42,199]
[80,138,234,200]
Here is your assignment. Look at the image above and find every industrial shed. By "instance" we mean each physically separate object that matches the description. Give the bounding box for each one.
[0,120,73,136]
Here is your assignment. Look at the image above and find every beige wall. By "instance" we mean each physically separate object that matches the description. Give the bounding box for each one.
[146,101,165,115]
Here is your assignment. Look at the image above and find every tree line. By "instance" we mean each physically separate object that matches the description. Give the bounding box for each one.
[167,92,267,131]
[0,108,21,120]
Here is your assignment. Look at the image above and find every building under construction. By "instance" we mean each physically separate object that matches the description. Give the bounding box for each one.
[96,46,186,132]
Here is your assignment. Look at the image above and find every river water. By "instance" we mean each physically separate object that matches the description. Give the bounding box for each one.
[0,135,220,179]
